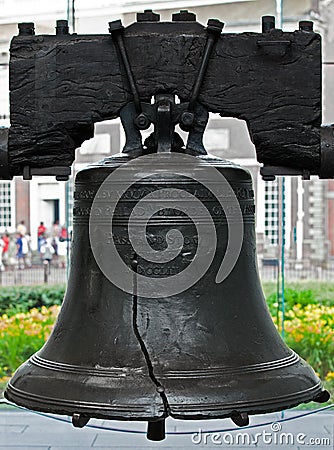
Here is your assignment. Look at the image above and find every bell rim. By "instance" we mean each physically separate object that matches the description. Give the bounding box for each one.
[5,380,324,421]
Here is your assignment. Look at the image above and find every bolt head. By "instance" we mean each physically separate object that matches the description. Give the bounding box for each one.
[134,113,151,130]
[57,20,68,27]
[207,19,224,34]
[56,20,69,35]
[18,22,35,36]
[131,259,138,269]
[181,111,195,127]
[137,10,160,22]
[172,10,196,22]
[109,20,124,33]
[262,16,275,33]
[299,20,314,32]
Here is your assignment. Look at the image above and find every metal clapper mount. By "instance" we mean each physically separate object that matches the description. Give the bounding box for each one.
[109,18,224,156]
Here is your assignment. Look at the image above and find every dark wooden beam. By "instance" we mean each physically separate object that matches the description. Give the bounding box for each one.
[8,21,321,175]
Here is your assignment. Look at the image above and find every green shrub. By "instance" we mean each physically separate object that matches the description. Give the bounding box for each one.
[0,285,65,317]
[263,282,334,317]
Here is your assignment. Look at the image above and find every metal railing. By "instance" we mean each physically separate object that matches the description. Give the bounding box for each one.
[260,265,334,282]
[0,264,67,286]
[0,263,333,286]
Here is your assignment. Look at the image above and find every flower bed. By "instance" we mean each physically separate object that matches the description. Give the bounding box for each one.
[0,305,60,378]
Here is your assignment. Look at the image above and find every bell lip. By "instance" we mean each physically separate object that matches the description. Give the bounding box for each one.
[168,381,325,418]
[5,380,325,422]
[4,382,166,421]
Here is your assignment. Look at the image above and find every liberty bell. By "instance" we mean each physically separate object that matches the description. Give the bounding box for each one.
[5,14,330,442]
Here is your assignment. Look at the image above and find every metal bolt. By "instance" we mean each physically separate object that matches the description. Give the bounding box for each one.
[18,23,35,36]
[299,21,314,32]
[108,19,124,34]
[131,259,138,270]
[172,10,196,22]
[134,113,151,130]
[207,19,224,35]
[56,20,69,35]
[262,16,275,33]
[180,111,195,128]
[137,9,160,22]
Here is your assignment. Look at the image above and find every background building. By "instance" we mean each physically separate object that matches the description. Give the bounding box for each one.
[0,0,333,265]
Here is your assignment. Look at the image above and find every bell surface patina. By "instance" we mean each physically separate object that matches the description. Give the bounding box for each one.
[5,152,329,440]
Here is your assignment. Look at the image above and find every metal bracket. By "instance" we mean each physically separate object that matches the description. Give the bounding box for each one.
[156,95,174,153]
[23,165,71,181]
[260,165,311,181]
[257,40,291,57]
[120,95,209,156]
[114,16,218,157]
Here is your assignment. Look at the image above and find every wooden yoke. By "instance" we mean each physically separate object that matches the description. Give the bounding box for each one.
[2,11,332,180]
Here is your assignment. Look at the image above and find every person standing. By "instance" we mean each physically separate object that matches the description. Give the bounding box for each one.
[2,233,9,268]
[37,222,46,252]
[17,220,27,236]
[57,226,68,269]
[40,237,55,273]
[51,220,60,259]
[0,236,5,272]
[16,233,25,269]
[22,233,32,268]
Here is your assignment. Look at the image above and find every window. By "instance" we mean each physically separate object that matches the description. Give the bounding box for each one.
[0,181,14,230]
[264,180,279,246]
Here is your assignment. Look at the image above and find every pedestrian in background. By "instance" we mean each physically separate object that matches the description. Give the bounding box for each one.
[51,220,60,261]
[57,226,69,269]
[0,236,5,272]
[16,233,25,269]
[40,237,55,272]
[37,221,46,252]
[16,220,27,236]
[1,232,9,268]
[23,233,32,268]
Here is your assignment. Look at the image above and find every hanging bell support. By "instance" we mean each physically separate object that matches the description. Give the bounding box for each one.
[113,17,223,156]
[109,20,151,131]
[180,19,224,131]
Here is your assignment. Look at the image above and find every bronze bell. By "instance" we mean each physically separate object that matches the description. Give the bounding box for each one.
[5,95,329,441]
[5,153,329,440]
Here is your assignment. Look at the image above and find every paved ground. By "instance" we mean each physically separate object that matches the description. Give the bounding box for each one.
[0,405,333,449]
